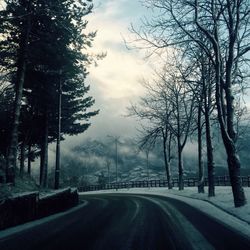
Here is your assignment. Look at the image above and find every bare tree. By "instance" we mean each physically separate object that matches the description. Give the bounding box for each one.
[128,76,175,189]
[162,72,195,190]
[132,0,249,207]
[193,0,248,207]
[183,48,216,196]
[129,59,195,191]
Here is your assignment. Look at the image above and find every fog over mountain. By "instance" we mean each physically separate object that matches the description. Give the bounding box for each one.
[42,127,250,187]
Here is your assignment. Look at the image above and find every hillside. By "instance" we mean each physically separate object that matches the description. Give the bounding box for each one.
[55,137,250,187]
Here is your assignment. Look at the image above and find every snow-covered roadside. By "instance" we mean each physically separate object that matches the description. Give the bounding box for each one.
[162,187,250,223]
[80,187,250,239]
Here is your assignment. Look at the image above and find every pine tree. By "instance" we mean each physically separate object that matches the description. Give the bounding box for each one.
[0,0,98,185]
[0,0,33,184]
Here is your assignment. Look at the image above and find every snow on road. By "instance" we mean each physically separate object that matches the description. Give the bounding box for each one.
[80,187,250,239]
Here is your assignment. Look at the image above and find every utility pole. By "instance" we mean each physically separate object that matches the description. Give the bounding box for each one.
[55,70,62,189]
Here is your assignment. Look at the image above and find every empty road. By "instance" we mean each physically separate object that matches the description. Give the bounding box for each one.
[0,193,249,250]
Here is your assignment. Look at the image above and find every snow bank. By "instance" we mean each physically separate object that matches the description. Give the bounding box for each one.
[163,187,250,224]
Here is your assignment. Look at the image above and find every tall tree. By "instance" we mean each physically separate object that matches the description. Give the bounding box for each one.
[0,0,98,187]
[2,0,32,184]
[134,0,249,207]
[183,47,216,196]
[24,0,97,187]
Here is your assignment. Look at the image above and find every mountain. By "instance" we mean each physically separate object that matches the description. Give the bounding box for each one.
[55,135,250,187]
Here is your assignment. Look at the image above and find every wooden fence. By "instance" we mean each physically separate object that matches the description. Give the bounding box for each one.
[78,175,250,192]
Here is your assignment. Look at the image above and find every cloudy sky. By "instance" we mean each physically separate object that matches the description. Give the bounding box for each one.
[76,0,154,141]
[63,0,250,149]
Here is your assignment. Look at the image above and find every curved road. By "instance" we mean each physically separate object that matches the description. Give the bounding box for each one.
[0,193,249,250]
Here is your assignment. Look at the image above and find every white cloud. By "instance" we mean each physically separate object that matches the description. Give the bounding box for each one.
[80,0,154,139]
[87,1,153,100]
[88,51,150,99]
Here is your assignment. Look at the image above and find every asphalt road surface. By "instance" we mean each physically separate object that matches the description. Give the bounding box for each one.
[0,193,249,250]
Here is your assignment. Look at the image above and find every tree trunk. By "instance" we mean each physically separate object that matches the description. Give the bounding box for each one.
[27,144,31,175]
[205,112,215,197]
[219,96,246,206]
[168,133,173,187]
[55,74,62,189]
[6,1,31,184]
[40,110,48,188]
[204,85,215,197]
[216,83,246,205]
[214,44,246,206]
[226,146,246,207]
[6,53,26,183]
[176,97,184,190]
[19,142,25,177]
[197,104,204,193]
[178,138,184,190]
[177,105,184,190]
[39,147,44,185]
[163,136,172,189]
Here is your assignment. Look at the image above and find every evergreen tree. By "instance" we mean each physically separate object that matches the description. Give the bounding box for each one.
[0,0,98,185]
[0,0,33,184]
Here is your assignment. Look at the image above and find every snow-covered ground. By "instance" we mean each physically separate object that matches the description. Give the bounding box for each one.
[80,186,250,239]
[164,187,250,223]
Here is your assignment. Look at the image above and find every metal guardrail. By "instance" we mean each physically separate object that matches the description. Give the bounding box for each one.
[78,175,250,192]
